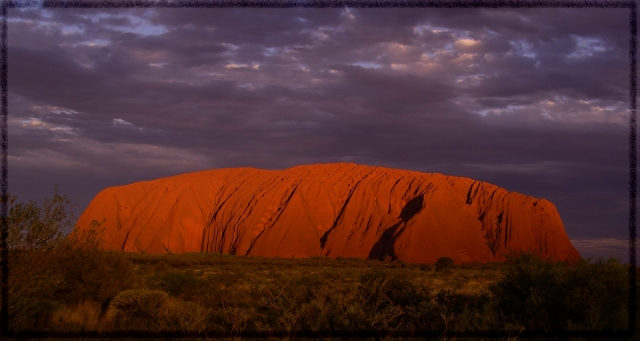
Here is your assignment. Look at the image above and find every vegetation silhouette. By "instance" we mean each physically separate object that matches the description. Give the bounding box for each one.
[435,256,455,272]
[2,191,634,339]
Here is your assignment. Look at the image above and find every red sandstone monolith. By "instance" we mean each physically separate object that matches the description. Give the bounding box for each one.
[76,163,581,263]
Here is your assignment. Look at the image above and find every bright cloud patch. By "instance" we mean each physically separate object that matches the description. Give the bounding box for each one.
[455,73,487,87]
[149,62,168,67]
[567,36,607,59]
[14,117,75,135]
[19,117,46,128]
[79,11,168,36]
[351,62,382,69]
[455,38,479,47]
[510,40,536,59]
[413,23,453,35]
[61,24,84,35]
[225,63,260,70]
[79,39,110,47]
[473,97,627,125]
[114,118,133,126]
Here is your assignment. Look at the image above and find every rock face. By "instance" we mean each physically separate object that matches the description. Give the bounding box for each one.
[76,163,581,263]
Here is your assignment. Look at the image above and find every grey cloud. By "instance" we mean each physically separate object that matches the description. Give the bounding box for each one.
[6,7,632,259]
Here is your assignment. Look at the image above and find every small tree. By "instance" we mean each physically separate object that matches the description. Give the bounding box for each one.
[4,189,139,329]
[5,188,75,327]
[435,257,455,272]
[7,187,73,251]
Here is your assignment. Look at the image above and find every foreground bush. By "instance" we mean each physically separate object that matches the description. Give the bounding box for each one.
[159,298,209,332]
[55,249,141,309]
[106,290,211,331]
[5,190,142,330]
[11,250,635,335]
[6,190,72,325]
[147,269,205,299]
[50,300,107,331]
[108,289,168,320]
[435,257,455,272]
[491,252,628,331]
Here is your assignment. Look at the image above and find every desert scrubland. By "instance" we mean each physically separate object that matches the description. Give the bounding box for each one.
[4,190,633,340]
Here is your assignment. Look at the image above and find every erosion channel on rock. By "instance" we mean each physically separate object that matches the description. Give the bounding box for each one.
[76,163,581,263]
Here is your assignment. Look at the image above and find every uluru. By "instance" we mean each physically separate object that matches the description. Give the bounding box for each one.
[76,163,581,263]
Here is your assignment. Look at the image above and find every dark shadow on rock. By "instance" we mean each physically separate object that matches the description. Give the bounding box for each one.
[400,194,424,222]
[368,195,424,261]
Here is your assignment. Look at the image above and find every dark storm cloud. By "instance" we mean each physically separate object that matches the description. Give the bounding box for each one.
[10,46,130,106]
[7,7,631,260]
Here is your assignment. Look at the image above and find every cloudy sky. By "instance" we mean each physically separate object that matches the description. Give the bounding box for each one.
[7,5,631,261]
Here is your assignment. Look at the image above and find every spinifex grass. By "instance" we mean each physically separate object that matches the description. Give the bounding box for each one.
[7,249,634,341]
[127,252,503,297]
[6,192,630,339]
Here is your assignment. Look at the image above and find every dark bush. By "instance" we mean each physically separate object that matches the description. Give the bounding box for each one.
[108,289,168,322]
[13,299,63,329]
[54,249,141,309]
[563,257,627,330]
[6,190,134,329]
[384,273,425,308]
[435,257,455,271]
[153,260,171,273]
[168,257,189,268]
[490,252,569,330]
[7,190,73,325]
[147,269,204,299]
[356,269,406,330]
[490,252,628,331]
[7,188,72,252]
[455,290,501,331]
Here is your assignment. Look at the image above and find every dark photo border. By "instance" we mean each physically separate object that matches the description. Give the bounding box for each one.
[0,0,636,338]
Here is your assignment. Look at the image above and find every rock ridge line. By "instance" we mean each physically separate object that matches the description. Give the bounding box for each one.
[76,163,581,263]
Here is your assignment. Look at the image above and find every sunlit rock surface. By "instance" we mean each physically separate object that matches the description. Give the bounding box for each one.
[77,163,581,263]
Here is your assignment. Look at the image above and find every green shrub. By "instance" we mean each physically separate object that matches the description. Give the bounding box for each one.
[7,190,73,326]
[412,298,444,330]
[11,299,64,330]
[490,252,628,331]
[55,249,141,308]
[7,188,72,252]
[357,269,406,330]
[435,257,455,271]
[147,270,204,298]
[158,298,209,332]
[384,273,425,308]
[455,290,501,331]
[168,257,189,268]
[6,190,123,329]
[108,289,169,322]
[490,252,569,330]
[563,257,627,330]
[153,261,171,273]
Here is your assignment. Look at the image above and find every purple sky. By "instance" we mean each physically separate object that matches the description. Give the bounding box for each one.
[7,6,632,261]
